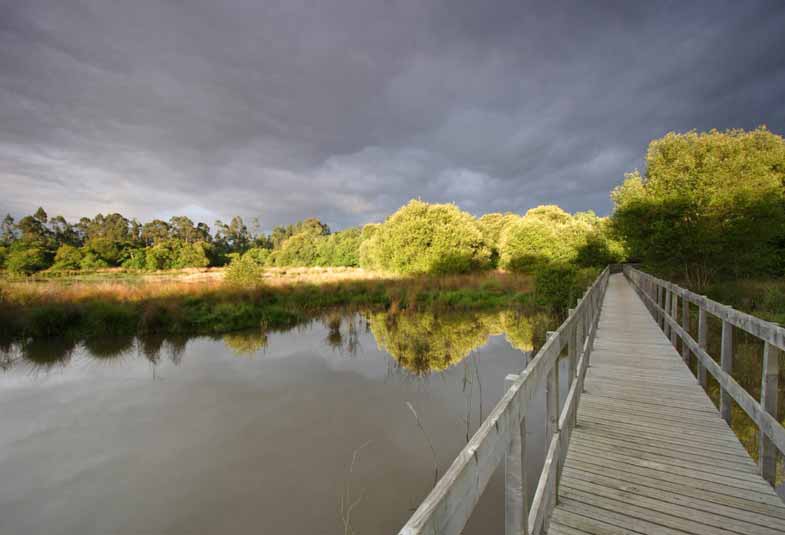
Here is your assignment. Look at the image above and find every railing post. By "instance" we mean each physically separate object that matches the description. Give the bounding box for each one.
[568,310,577,384]
[760,343,780,486]
[720,318,734,423]
[681,296,690,363]
[568,311,578,428]
[670,291,678,347]
[697,306,708,388]
[664,289,672,338]
[545,334,559,447]
[505,374,528,535]
[656,286,663,328]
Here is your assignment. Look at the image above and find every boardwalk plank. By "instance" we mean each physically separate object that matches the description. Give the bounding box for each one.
[548,274,784,534]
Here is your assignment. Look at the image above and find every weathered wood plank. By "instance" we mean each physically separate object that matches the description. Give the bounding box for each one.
[561,468,785,529]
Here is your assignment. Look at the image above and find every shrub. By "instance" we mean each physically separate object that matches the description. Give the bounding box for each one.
[121,248,147,270]
[224,248,268,284]
[360,200,491,274]
[478,213,522,267]
[51,244,83,271]
[315,228,362,267]
[358,224,382,270]
[79,252,109,270]
[499,207,577,271]
[82,237,123,266]
[272,231,321,266]
[6,245,51,274]
[172,240,211,269]
[533,266,598,313]
[145,241,177,270]
[0,245,7,268]
[611,127,785,281]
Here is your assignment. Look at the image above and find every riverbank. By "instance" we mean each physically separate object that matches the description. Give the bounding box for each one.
[0,268,554,343]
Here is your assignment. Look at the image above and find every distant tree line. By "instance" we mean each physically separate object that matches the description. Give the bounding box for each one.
[4,127,782,285]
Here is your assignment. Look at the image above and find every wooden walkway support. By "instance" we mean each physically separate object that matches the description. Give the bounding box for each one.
[399,267,785,535]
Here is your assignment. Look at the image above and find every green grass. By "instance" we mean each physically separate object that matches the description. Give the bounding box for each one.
[0,270,549,345]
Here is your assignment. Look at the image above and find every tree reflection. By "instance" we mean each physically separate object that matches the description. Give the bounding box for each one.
[368,310,552,375]
[223,330,269,355]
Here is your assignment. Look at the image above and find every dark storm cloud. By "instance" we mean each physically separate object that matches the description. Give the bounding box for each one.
[1,0,784,229]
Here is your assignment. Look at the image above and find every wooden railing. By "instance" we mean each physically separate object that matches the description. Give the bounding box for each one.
[624,266,785,486]
[398,267,610,535]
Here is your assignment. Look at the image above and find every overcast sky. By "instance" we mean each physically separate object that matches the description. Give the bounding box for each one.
[1,1,784,230]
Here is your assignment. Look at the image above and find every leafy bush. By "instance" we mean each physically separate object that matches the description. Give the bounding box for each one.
[145,242,177,270]
[6,245,51,274]
[271,231,321,267]
[79,252,110,270]
[611,127,785,282]
[499,206,578,271]
[224,247,269,284]
[478,213,522,267]
[172,241,211,269]
[500,206,622,272]
[121,248,147,270]
[51,244,83,271]
[358,224,382,270]
[533,265,598,313]
[82,237,124,266]
[0,245,7,268]
[360,200,491,274]
[315,228,362,267]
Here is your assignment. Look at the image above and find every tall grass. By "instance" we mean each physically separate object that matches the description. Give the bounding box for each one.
[0,269,537,343]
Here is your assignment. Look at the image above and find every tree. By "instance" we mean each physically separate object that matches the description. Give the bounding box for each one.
[141,220,172,246]
[82,237,123,266]
[499,206,580,271]
[5,245,50,274]
[360,200,491,274]
[51,244,83,270]
[611,127,785,283]
[478,213,522,267]
[316,228,362,267]
[0,215,16,244]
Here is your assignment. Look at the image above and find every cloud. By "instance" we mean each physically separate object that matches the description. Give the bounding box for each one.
[1,0,784,230]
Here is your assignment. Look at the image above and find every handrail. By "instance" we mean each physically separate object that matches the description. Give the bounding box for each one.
[624,266,785,486]
[398,266,610,535]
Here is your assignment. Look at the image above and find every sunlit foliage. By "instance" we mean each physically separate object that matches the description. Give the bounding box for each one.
[611,127,785,285]
[360,200,492,274]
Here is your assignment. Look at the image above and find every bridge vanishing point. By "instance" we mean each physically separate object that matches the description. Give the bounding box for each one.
[399,266,785,535]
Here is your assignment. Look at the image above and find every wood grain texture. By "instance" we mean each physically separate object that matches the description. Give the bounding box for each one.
[549,273,785,535]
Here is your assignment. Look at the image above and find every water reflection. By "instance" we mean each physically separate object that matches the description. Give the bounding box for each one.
[0,308,559,535]
[369,310,552,375]
[0,309,554,376]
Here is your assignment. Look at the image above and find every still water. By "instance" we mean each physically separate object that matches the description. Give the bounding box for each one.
[0,310,564,534]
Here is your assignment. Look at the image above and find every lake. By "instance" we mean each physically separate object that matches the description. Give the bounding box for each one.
[0,310,566,534]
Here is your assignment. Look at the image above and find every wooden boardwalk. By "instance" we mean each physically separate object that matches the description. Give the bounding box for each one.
[549,274,785,535]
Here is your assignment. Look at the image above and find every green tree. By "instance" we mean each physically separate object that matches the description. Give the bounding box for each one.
[360,200,491,274]
[51,244,83,270]
[82,237,123,266]
[478,212,522,267]
[141,219,172,245]
[315,228,362,267]
[224,248,269,284]
[5,245,50,274]
[499,206,579,271]
[611,127,785,283]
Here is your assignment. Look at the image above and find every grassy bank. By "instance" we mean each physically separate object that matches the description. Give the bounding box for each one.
[0,268,548,344]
